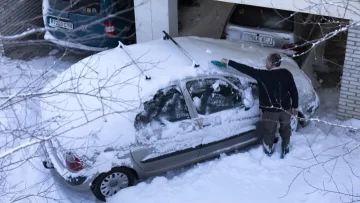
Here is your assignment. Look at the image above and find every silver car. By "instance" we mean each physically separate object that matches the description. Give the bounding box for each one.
[222,4,309,55]
[42,36,319,201]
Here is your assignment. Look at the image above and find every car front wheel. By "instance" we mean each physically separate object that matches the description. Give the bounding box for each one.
[92,167,135,201]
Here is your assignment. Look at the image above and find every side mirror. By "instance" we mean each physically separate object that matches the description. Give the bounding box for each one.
[243,87,254,111]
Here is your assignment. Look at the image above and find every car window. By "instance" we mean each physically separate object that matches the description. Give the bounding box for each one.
[49,0,101,15]
[229,4,294,32]
[186,78,243,115]
[225,76,259,100]
[225,76,259,99]
[135,86,190,130]
[224,76,242,89]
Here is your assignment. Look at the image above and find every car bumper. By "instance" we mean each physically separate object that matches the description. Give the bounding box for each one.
[301,92,320,127]
[43,141,92,192]
[44,31,111,52]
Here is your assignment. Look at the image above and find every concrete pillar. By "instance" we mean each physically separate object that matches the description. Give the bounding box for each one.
[134,0,178,43]
[338,24,360,119]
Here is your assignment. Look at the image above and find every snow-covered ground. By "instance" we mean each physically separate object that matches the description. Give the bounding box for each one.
[0,53,359,203]
[0,55,97,203]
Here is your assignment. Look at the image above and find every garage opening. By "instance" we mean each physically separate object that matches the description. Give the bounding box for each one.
[177,1,348,90]
[178,0,234,39]
[299,15,349,89]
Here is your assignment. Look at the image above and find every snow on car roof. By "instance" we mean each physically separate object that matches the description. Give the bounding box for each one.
[40,36,303,160]
[45,36,299,106]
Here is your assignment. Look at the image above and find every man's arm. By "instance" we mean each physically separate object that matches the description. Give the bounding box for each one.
[288,73,299,109]
[225,59,259,78]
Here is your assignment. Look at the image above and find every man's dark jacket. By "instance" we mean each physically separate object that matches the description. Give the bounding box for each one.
[228,60,299,112]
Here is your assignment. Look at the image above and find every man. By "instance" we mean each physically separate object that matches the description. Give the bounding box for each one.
[211,53,298,158]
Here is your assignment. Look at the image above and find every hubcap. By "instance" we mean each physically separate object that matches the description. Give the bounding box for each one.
[100,172,129,197]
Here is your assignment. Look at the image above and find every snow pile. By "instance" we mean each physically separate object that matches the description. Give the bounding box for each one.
[107,88,360,203]
[0,55,70,146]
[109,128,360,203]
[0,55,74,202]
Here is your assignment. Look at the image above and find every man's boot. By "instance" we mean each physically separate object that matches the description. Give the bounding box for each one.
[281,139,290,159]
[263,141,274,157]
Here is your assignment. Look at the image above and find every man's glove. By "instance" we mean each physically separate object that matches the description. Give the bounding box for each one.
[211,60,227,68]
[211,58,228,68]
[291,108,298,116]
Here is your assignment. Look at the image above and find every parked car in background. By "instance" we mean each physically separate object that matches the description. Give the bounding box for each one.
[222,4,310,56]
[41,36,319,201]
[42,0,135,51]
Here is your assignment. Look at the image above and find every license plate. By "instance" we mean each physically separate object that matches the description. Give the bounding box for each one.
[244,34,274,46]
[49,18,73,30]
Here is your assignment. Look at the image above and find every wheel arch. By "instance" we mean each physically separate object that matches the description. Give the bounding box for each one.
[91,166,139,190]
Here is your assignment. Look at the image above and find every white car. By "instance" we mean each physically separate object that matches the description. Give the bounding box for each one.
[41,36,320,201]
[221,4,311,56]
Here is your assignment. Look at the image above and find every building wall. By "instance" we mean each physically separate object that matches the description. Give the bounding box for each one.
[0,0,43,55]
[338,25,360,119]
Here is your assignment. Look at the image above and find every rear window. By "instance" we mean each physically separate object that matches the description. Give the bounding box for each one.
[50,0,101,15]
[229,4,294,32]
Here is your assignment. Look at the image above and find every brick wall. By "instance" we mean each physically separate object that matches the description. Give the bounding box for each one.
[0,0,43,56]
[338,25,360,119]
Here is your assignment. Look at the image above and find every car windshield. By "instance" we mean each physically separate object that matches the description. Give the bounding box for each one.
[229,4,294,32]
[49,0,101,15]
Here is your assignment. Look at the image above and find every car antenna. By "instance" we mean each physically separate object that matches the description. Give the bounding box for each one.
[119,41,151,80]
[162,30,200,68]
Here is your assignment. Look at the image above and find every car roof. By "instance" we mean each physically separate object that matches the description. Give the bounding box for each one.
[46,36,301,103]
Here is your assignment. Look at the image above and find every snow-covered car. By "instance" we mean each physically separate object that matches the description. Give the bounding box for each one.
[41,36,320,201]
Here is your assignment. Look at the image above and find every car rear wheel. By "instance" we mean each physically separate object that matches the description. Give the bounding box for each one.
[92,167,135,202]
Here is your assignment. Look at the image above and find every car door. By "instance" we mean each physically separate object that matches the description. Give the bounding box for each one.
[183,76,260,159]
[130,84,203,174]
[70,0,104,46]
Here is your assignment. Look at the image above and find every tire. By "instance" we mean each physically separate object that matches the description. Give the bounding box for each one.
[92,167,135,202]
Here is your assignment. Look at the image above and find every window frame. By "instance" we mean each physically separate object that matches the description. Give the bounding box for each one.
[181,75,247,117]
